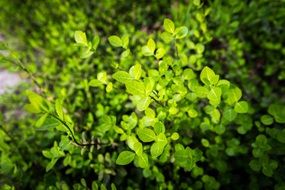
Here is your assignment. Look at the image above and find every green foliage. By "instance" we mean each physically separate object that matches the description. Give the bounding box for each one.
[0,0,285,189]
[268,104,285,123]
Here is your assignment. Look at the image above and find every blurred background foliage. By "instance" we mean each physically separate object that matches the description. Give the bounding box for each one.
[0,0,285,189]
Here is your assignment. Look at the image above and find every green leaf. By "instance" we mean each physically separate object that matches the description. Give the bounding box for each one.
[106,82,113,92]
[116,151,135,165]
[46,158,58,172]
[24,103,41,114]
[175,26,188,39]
[55,99,64,119]
[150,133,167,158]
[144,78,155,96]
[249,159,261,171]
[195,44,205,54]
[201,139,210,147]
[223,108,237,122]
[97,71,108,84]
[80,49,94,59]
[121,35,129,49]
[210,108,221,124]
[127,136,139,150]
[155,48,166,59]
[193,0,201,6]
[277,129,285,143]
[40,116,60,130]
[136,128,156,142]
[188,109,198,118]
[157,133,167,143]
[260,115,274,125]
[194,86,209,98]
[225,87,242,105]
[145,108,155,118]
[129,63,142,80]
[174,146,194,170]
[133,142,143,156]
[126,81,146,96]
[160,32,173,43]
[92,35,100,51]
[148,39,156,53]
[150,142,166,158]
[112,71,133,84]
[136,97,152,111]
[154,121,165,134]
[174,149,188,165]
[89,79,103,87]
[74,31,88,46]
[200,66,219,86]
[108,35,122,47]
[171,132,180,141]
[100,184,107,190]
[26,91,46,113]
[35,113,48,127]
[142,46,153,56]
[182,68,196,80]
[142,39,156,56]
[121,49,131,58]
[268,104,285,123]
[136,153,149,168]
[163,18,175,34]
[217,79,230,88]
[0,154,14,174]
[111,184,117,190]
[207,87,222,106]
[96,115,114,135]
[234,101,249,113]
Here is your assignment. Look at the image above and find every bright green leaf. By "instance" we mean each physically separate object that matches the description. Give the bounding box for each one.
[46,158,58,172]
[200,66,219,86]
[108,35,122,47]
[136,128,156,142]
[92,35,100,51]
[147,39,156,53]
[175,26,188,39]
[97,71,108,84]
[225,87,242,105]
[154,121,165,134]
[89,79,102,87]
[35,113,49,127]
[150,142,166,158]
[133,142,143,156]
[136,96,152,111]
[136,153,149,168]
[171,132,180,141]
[160,32,173,43]
[116,151,135,165]
[207,87,222,106]
[74,31,88,46]
[55,99,64,119]
[126,81,146,96]
[163,18,175,34]
[129,63,142,80]
[112,71,133,83]
[234,101,249,113]
[155,48,166,59]
[121,35,129,49]
[121,49,131,58]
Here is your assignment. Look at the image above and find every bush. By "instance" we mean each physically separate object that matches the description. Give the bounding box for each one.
[0,0,284,189]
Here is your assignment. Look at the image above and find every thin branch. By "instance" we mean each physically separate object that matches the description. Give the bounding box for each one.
[48,113,107,147]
